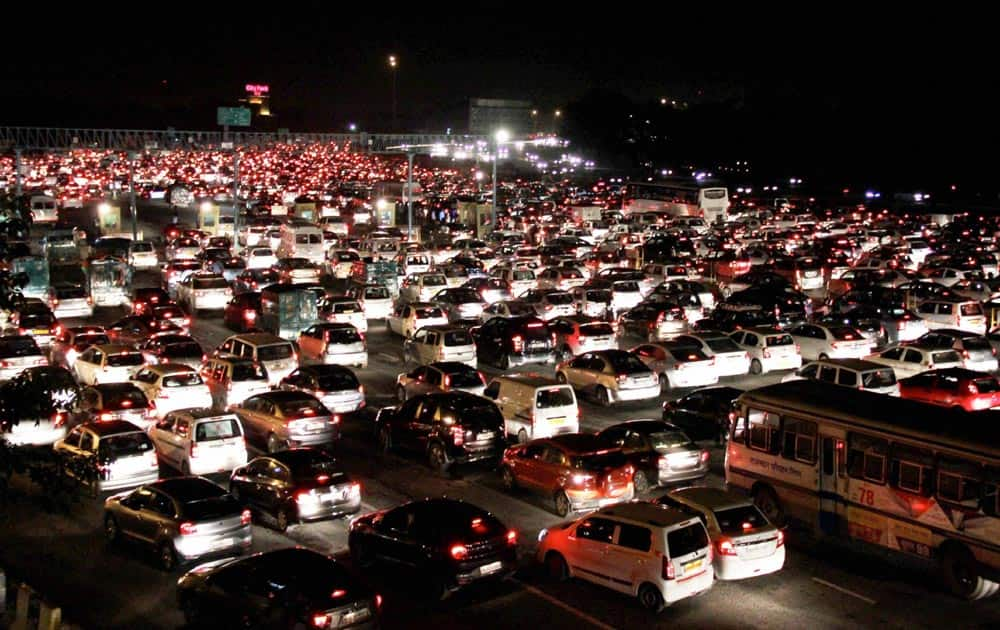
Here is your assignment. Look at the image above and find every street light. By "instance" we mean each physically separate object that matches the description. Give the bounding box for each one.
[388,54,398,130]
[492,129,510,226]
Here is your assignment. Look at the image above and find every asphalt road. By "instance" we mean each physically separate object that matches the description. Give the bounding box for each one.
[1,203,999,629]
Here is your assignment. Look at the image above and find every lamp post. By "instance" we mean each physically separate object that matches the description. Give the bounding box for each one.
[405,147,415,241]
[128,152,138,240]
[491,129,510,226]
[388,55,398,131]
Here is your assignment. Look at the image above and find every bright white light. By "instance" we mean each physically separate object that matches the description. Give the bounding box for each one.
[453,150,468,160]
[474,171,484,181]
[98,202,111,216]
[430,144,448,157]
[348,123,357,132]
[495,129,511,144]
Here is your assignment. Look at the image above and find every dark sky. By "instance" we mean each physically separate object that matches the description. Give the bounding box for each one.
[2,5,995,185]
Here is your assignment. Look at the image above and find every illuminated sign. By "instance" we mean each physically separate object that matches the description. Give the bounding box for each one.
[245,84,270,97]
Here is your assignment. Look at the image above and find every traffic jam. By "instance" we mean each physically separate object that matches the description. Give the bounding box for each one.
[2,144,1000,627]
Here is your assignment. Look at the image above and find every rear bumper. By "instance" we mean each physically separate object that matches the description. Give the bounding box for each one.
[715,547,785,580]
[508,351,556,367]
[174,526,253,562]
[657,462,710,484]
[296,495,362,522]
[661,567,714,604]
[566,485,635,512]
[324,351,369,368]
[99,468,161,492]
[611,384,661,403]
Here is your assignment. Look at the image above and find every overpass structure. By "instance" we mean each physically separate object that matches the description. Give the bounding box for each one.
[0,126,486,153]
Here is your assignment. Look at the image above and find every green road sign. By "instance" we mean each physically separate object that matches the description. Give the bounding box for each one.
[217,107,252,127]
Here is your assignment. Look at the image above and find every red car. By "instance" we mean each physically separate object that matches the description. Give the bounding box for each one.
[898,368,1000,411]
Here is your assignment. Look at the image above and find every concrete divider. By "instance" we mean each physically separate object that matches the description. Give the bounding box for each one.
[3,571,73,630]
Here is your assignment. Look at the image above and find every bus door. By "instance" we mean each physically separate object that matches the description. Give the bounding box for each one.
[819,431,848,536]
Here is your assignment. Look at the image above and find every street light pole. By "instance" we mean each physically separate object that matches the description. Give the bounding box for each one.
[388,55,398,131]
[232,150,240,247]
[491,129,510,228]
[128,152,137,241]
[406,150,415,241]
[14,148,22,197]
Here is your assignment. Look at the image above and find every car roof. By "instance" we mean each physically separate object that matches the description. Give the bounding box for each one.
[145,363,198,375]
[80,419,143,436]
[92,344,140,354]
[90,382,143,393]
[919,367,993,379]
[598,501,696,528]
[668,487,754,511]
[173,409,237,420]
[226,333,288,345]
[602,419,680,434]
[493,372,562,388]
[150,476,227,501]
[544,433,609,454]
[807,358,893,371]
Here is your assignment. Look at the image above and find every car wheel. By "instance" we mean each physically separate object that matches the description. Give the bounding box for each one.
[267,434,285,454]
[104,514,120,544]
[274,506,292,533]
[752,485,786,527]
[428,443,450,473]
[545,552,568,581]
[501,466,517,491]
[633,470,652,494]
[597,385,612,407]
[159,542,178,572]
[638,582,665,613]
[658,373,669,391]
[554,490,571,517]
[378,427,392,454]
[517,429,529,444]
[750,358,763,375]
[819,353,829,360]
[397,386,407,402]
[498,352,510,370]
[556,371,567,384]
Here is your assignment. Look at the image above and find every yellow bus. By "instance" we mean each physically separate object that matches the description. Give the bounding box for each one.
[726,380,1000,599]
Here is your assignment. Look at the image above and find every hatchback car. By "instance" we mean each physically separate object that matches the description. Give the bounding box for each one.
[478,299,539,322]
[786,323,873,361]
[104,476,251,571]
[519,288,578,320]
[910,329,999,373]
[318,296,367,333]
[472,315,557,369]
[431,287,487,323]
[127,287,171,316]
[176,272,233,313]
[49,325,108,369]
[386,302,449,338]
[405,325,477,368]
[596,420,709,492]
[549,316,617,361]
[243,246,278,270]
[73,383,154,427]
[200,356,270,410]
[54,420,160,491]
[556,349,660,406]
[148,409,248,475]
[230,390,340,453]
[46,283,94,319]
[618,301,689,342]
[662,386,743,443]
[298,323,368,368]
[656,487,785,580]
[673,331,751,377]
[729,327,802,375]
[138,334,203,370]
[278,365,365,415]
[537,501,714,612]
[0,334,47,381]
[130,364,213,418]
[865,344,964,379]
[396,361,486,400]
[229,448,361,531]
[898,368,1000,411]
[73,343,145,385]
[349,498,516,600]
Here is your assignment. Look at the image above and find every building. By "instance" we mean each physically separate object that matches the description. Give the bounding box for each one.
[468,98,533,136]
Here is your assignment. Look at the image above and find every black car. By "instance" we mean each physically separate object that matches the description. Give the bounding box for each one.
[229,448,361,532]
[471,315,555,368]
[694,304,779,333]
[127,287,171,316]
[375,392,505,472]
[0,366,79,439]
[662,386,743,443]
[233,268,281,294]
[74,383,152,424]
[596,419,710,492]
[177,547,379,628]
[348,498,516,600]
[223,292,262,332]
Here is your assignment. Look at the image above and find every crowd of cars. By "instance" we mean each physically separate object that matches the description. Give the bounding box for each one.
[6,152,1000,623]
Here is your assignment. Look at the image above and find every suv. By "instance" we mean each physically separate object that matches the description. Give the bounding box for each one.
[472,316,556,369]
[375,392,506,472]
[537,501,714,612]
[213,333,298,386]
[916,297,986,333]
[483,374,579,443]
[784,358,899,395]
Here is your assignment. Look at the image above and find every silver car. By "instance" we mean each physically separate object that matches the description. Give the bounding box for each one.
[54,420,160,491]
[229,391,340,454]
[395,361,487,401]
[103,476,252,571]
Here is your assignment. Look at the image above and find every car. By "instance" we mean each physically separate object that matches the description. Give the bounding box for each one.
[909,329,999,373]
[175,272,232,314]
[631,342,720,389]
[46,283,94,319]
[318,296,367,333]
[536,266,587,292]
[618,301,689,342]
[865,344,964,379]
[398,272,449,303]
[328,249,362,278]
[138,333,203,370]
[104,476,251,571]
[166,237,202,261]
[229,448,361,531]
[232,268,280,294]
[404,325,477,368]
[148,409,248,475]
[349,498,516,600]
[596,420,710,492]
[549,315,617,361]
[298,323,368,368]
[345,283,393,320]
[396,361,486,401]
[662,386,743,443]
[570,287,614,319]
[386,302,449,338]
[125,287,171,316]
[556,349,660,406]
[462,277,512,304]
[672,331,751,377]
[898,368,1000,411]
[106,315,182,347]
[49,325,108,369]
[478,299,538,322]
[471,315,556,369]
[784,358,900,395]
[656,487,785,580]
[200,355,270,410]
[536,501,714,611]
[786,323,873,361]
[148,302,191,333]
[279,365,365,415]
[130,363,213,418]
[0,334,48,382]
[729,327,802,375]
[161,260,204,296]
[72,383,154,427]
[0,366,77,445]
[243,246,278,270]
[54,420,160,491]
[127,240,159,270]
[72,343,145,385]
[375,392,506,472]
[222,291,262,332]
[230,390,340,453]
[5,305,59,348]
[915,297,986,333]
[518,288,577,320]
[430,287,487,323]
[208,257,246,284]
[213,333,299,386]
[274,257,322,283]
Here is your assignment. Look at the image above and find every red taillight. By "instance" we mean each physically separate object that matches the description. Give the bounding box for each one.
[190,441,199,459]
[240,509,251,526]
[700,450,710,463]
[52,411,66,427]
[512,334,524,353]
[717,539,738,556]
[331,589,347,598]
[375,594,382,609]
[962,350,970,360]
[451,425,464,446]
[244,309,256,321]
[179,522,197,535]
[662,555,675,580]
[762,348,771,359]
[967,382,978,395]
[312,613,329,628]
[506,530,517,546]
[444,374,451,388]
[776,529,785,547]
[450,544,468,560]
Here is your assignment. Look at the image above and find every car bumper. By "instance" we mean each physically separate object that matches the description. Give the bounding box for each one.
[296,494,362,522]
[668,371,719,388]
[174,526,253,562]
[661,566,714,604]
[566,485,635,512]
[762,356,801,372]
[324,352,369,368]
[99,468,161,492]
[288,429,340,447]
[654,323,688,340]
[611,384,661,403]
[965,359,998,373]
[454,556,518,586]
[53,304,94,319]
[3,425,66,446]
[509,351,556,367]
[715,356,751,376]
[715,546,785,580]
[657,462,710,484]
[189,451,249,476]
[319,393,366,414]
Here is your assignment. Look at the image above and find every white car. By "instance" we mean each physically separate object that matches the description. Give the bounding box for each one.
[349,284,393,320]
[166,237,201,261]
[0,335,48,382]
[865,345,964,379]
[72,344,145,385]
[147,409,248,475]
[298,323,368,368]
[47,284,94,319]
[387,302,449,338]
[329,249,361,279]
[537,502,714,612]
[404,325,477,368]
[399,272,449,303]
[130,364,213,418]
[786,323,873,361]
[128,241,159,270]
[278,364,366,415]
[729,328,802,375]
[319,298,368,333]
[176,273,233,312]
[479,300,538,322]
[631,343,720,389]
[244,246,278,270]
[200,356,270,409]
[673,332,750,377]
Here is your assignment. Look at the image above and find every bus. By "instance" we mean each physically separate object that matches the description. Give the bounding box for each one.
[622,181,729,223]
[726,380,1000,600]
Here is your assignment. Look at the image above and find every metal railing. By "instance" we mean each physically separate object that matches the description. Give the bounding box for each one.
[0,127,486,152]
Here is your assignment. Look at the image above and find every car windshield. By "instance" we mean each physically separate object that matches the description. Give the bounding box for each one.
[182,495,240,521]
[580,323,614,337]
[573,451,628,471]
[107,353,143,367]
[415,307,445,318]
[933,350,961,363]
[546,293,574,305]
[162,342,202,358]
[73,334,109,350]
[606,353,650,374]
[231,362,267,381]
[193,277,229,289]
[162,372,203,387]
[277,398,327,416]
[585,290,612,303]
[444,330,473,346]
[863,369,897,388]
[364,286,390,299]
[649,430,692,451]
[448,370,484,388]
[766,334,794,347]
[974,378,1000,393]
[98,432,153,459]
[315,371,360,391]
[258,344,294,361]
[423,275,446,286]
[536,387,574,408]
[195,417,241,441]
[0,338,40,357]
[714,505,770,536]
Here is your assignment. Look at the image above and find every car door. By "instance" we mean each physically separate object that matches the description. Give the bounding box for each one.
[116,487,157,541]
[231,457,270,510]
[584,355,607,393]
[412,399,438,451]
[149,414,178,467]
[257,459,292,516]
[372,505,422,568]
[568,516,618,586]
[605,522,655,595]
[423,367,443,394]
[510,442,547,489]
[901,348,927,378]
[419,331,439,365]
[235,397,264,443]
[74,348,95,384]
[407,329,427,363]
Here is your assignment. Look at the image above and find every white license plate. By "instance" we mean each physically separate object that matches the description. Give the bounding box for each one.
[211,538,234,551]
[342,609,371,624]
[479,561,503,575]
[477,432,492,441]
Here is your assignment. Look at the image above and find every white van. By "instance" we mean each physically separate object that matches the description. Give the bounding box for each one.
[277,223,325,265]
[30,195,59,224]
[483,374,579,443]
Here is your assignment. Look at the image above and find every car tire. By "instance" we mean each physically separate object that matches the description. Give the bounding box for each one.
[517,429,529,444]
[378,427,392,454]
[428,443,450,473]
[750,359,763,375]
[638,582,665,613]
[274,506,292,533]
[597,385,612,407]
[104,514,120,544]
[501,466,517,491]
[545,552,568,582]
[499,352,510,370]
[556,371,567,384]
[658,373,669,391]
[159,541,178,572]
[752,485,786,527]
[560,346,573,362]
[554,490,571,517]
[397,386,407,402]
[267,433,285,454]
[942,544,1000,600]
[633,470,652,494]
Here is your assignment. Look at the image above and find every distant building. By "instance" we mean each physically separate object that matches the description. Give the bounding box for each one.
[469,98,533,136]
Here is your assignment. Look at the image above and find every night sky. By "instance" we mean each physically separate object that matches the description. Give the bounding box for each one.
[2,5,996,187]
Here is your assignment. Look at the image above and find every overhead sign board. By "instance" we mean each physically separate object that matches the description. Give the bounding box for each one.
[217,107,251,127]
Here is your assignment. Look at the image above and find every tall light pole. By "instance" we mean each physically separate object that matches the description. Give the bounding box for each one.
[388,55,398,131]
[492,129,510,226]
[232,150,240,247]
[128,152,138,240]
[405,148,415,241]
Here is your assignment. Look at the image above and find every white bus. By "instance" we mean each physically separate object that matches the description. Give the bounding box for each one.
[726,380,1000,600]
[622,181,729,223]
[30,195,59,224]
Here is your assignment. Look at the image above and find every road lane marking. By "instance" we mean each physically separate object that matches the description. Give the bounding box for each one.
[811,577,876,605]
[377,352,401,363]
[510,578,618,630]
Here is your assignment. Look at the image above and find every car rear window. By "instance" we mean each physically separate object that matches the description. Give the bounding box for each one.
[649,430,692,451]
[585,290,612,302]
[195,418,242,441]
[448,369,484,388]
[163,372,203,387]
[21,313,55,328]
[668,348,710,362]
[315,370,359,391]
[766,334,794,347]
[536,387,575,408]
[614,281,640,293]
[0,338,41,357]
[277,397,328,416]
[98,432,153,459]
[333,302,361,314]
[193,277,230,289]
[231,362,267,381]
[547,293,574,305]
[181,495,241,521]
[962,337,992,351]
[364,286,390,299]
[103,388,149,410]
[705,337,741,353]
[973,378,1000,393]
[513,271,534,281]
[933,350,962,363]
[667,522,709,558]
[606,353,649,374]
[415,307,445,318]
[714,505,769,536]
[107,353,143,367]
[73,334,109,350]
[962,303,983,316]
[580,323,614,337]
[862,369,897,388]
[830,327,863,340]
[162,342,202,358]
[423,275,446,286]
[258,344,294,361]
[327,328,363,344]
[573,451,627,471]
[444,331,473,346]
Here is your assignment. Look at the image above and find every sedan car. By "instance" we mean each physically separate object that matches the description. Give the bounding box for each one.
[395,361,486,401]
[278,365,365,415]
[46,283,94,319]
[555,349,660,406]
[786,323,873,361]
[232,268,280,294]
[229,448,361,531]
[130,364,213,418]
[176,272,232,314]
[274,257,322,283]
[104,476,252,571]
[662,386,743,443]
[0,335,48,382]
[478,299,538,322]
[518,289,577,320]
[549,316,617,361]
[672,331,750,377]
[596,419,710,492]
[431,287,487,323]
[349,498,516,600]
[230,391,340,454]
[138,334,203,370]
[865,344,964,379]
[243,246,278,270]
[618,301,688,342]
[107,315,182,347]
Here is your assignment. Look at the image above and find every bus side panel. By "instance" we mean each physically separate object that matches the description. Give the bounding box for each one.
[725,442,821,526]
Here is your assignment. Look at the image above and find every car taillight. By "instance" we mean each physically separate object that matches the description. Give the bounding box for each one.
[190,441,199,459]
[179,522,197,536]
[99,412,113,421]
[967,382,979,394]
[312,613,330,628]
[240,508,252,526]
[512,334,524,353]
[244,309,256,321]
[776,529,785,547]
[963,350,970,360]
[701,450,710,463]
[617,373,628,383]
[450,544,468,560]
[451,426,464,446]
[375,594,382,609]
[52,411,66,427]
[507,530,517,546]
[662,555,675,580]
[795,343,801,353]
[717,539,738,556]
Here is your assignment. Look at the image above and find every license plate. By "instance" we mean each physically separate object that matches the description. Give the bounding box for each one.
[342,609,371,624]
[548,417,566,426]
[684,559,702,572]
[33,329,50,335]
[477,432,492,441]
[211,538,233,551]
[479,561,503,575]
